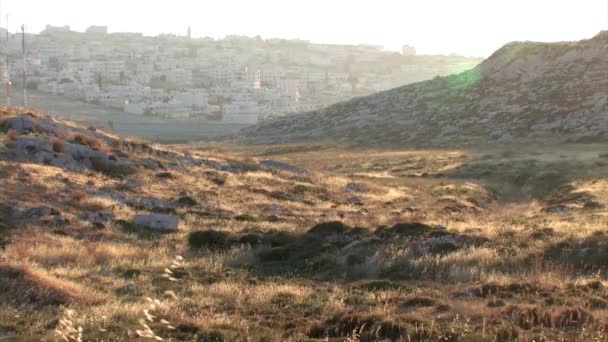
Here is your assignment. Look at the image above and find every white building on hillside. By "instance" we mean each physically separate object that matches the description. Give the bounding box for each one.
[167,69,193,88]
[172,90,209,108]
[402,45,417,56]
[86,26,108,35]
[93,60,127,80]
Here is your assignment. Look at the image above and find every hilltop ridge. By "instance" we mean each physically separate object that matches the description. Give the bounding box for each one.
[236,33,608,146]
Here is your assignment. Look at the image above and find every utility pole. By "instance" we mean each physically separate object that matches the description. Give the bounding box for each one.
[6,14,9,105]
[0,0,3,103]
[21,24,25,107]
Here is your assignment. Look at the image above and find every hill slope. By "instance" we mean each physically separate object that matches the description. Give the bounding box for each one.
[3,108,608,339]
[237,32,608,146]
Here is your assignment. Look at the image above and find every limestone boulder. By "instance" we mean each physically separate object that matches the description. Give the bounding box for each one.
[132,214,179,232]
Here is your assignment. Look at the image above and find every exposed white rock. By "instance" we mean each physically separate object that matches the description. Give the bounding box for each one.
[133,214,179,232]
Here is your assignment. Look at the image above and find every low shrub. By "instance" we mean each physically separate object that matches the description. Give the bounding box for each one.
[73,133,106,151]
[6,129,18,141]
[188,230,234,250]
[402,296,438,308]
[52,138,65,153]
[70,190,87,202]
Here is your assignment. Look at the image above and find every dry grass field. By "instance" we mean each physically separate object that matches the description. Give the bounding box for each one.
[2,108,608,341]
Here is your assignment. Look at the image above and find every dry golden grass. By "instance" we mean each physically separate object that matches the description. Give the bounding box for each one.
[72,132,107,152]
[0,263,94,307]
[2,136,608,340]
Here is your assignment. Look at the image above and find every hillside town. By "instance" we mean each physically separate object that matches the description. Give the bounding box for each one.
[2,25,481,124]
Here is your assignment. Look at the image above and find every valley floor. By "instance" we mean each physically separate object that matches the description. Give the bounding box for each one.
[2,110,608,341]
[12,91,249,143]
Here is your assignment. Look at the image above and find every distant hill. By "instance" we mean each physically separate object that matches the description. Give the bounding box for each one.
[236,32,608,146]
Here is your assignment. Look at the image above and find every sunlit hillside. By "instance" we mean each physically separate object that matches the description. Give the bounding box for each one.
[1,107,608,340]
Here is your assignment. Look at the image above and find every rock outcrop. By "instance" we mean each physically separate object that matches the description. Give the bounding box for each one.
[132,214,179,232]
[2,114,136,176]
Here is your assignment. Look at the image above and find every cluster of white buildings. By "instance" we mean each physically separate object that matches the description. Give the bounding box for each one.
[2,25,481,124]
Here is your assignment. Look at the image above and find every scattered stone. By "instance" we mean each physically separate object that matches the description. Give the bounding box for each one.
[78,211,115,225]
[201,159,233,172]
[4,114,36,134]
[46,215,70,227]
[126,179,142,188]
[347,196,364,206]
[543,205,571,214]
[99,266,111,277]
[10,136,136,176]
[139,158,163,170]
[21,206,60,219]
[343,182,369,193]
[1,201,25,222]
[261,203,283,213]
[128,196,175,214]
[132,214,179,232]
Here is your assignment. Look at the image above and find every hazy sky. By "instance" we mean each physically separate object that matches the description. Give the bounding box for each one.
[3,0,607,56]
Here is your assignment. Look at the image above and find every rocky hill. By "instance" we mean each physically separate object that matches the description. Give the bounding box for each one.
[236,32,608,146]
